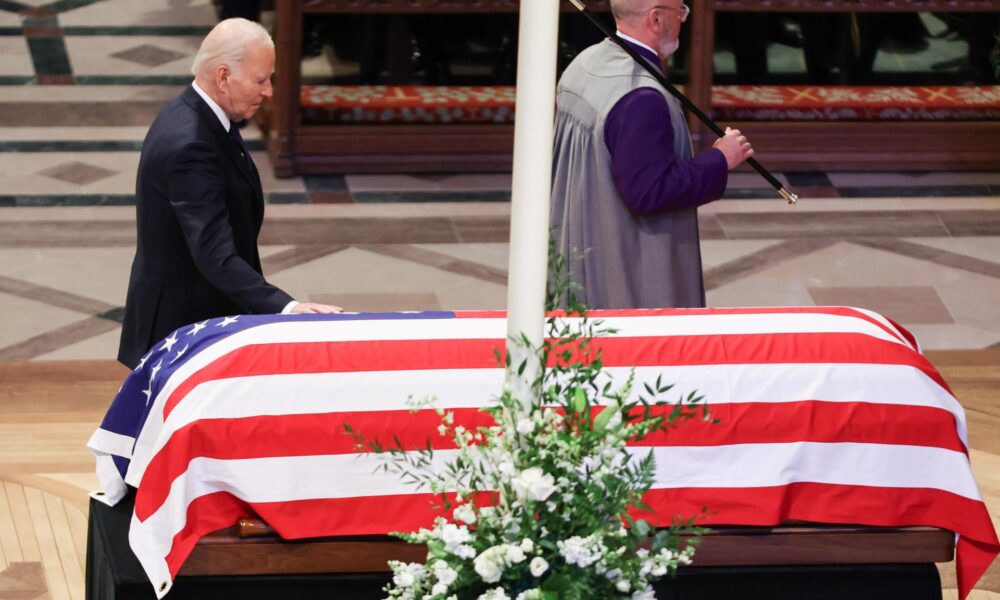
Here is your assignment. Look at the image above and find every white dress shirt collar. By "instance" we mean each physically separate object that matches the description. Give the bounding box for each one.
[615,31,659,59]
[191,80,231,132]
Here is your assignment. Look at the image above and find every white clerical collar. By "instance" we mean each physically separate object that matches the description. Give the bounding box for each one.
[615,31,658,58]
[191,80,231,132]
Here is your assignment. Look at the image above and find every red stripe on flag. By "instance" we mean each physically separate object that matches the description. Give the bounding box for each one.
[163,491,252,578]
[162,332,943,419]
[640,483,999,600]
[158,482,998,599]
[135,401,964,521]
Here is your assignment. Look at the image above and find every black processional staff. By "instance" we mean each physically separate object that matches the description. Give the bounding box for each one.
[567,0,799,205]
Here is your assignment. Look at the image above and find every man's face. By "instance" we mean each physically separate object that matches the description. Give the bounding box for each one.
[654,1,687,57]
[219,43,274,122]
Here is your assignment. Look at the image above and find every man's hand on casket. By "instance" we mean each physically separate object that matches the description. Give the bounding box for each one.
[291,302,343,314]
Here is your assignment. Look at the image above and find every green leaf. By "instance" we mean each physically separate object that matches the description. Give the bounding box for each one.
[592,401,618,433]
[542,573,573,593]
[572,387,588,414]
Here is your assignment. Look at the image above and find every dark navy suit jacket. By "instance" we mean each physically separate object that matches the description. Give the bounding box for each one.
[118,85,292,368]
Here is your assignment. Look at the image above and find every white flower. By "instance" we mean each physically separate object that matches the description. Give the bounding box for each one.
[393,570,415,588]
[516,590,544,600]
[616,579,631,592]
[440,523,473,556]
[474,547,505,583]
[511,467,556,502]
[477,589,511,600]
[497,461,516,480]
[432,582,449,596]
[516,417,534,434]
[632,586,656,600]
[454,544,476,559]
[519,538,534,553]
[453,504,476,524]
[432,561,458,586]
[505,545,526,564]
[557,535,605,568]
[529,556,549,577]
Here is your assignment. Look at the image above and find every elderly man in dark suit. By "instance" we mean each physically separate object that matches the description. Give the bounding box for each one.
[118,18,341,369]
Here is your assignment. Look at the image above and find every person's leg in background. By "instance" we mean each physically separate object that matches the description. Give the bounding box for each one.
[220,0,261,22]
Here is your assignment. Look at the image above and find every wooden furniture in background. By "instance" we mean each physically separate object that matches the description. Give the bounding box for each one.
[684,0,1000,171]
[270,0,610,176]
[269,0,1000,175]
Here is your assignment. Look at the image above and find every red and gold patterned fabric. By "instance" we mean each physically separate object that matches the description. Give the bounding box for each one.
[711,85,1000,121]
[301,85,516,125]
[300,84,1000,124]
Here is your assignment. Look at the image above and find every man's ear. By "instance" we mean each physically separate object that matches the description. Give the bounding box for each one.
[216,64,231,90]
[646,8,664,35]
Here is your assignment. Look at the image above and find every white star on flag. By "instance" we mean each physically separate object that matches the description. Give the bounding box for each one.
[142,385,153,407]
[188,320,208,336]
[135,351,151,371]
[160,331,179,353]
[170,344,189,364]
[149,360,163,383]
[217,316,240,328]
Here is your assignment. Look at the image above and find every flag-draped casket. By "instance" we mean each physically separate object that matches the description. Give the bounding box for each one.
[87,308,1000,599]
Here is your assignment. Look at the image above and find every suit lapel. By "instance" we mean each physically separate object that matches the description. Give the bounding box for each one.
[181,86,264,212]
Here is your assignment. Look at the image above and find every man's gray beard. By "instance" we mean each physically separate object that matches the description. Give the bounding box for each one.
[660,38,679,57]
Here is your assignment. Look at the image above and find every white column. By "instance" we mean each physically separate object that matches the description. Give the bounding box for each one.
[505,0,560,404]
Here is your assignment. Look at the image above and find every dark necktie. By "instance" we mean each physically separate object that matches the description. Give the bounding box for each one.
[229,123,253,167]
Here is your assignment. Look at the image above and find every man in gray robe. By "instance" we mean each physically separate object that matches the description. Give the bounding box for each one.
[551,0,754,309]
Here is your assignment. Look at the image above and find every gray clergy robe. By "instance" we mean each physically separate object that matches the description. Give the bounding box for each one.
[551,39,728,309]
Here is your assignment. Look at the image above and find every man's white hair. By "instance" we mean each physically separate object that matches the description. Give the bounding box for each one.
[191,18,273,77]
[610,0,654,21]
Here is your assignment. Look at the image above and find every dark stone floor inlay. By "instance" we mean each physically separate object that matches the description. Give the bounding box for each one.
[110,43,186,67]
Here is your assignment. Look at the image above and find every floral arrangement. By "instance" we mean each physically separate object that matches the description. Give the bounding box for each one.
[348,252,711,600]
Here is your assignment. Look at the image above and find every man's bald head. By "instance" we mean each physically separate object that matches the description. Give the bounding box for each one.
[610,0,656,25]
[191,17,273,78]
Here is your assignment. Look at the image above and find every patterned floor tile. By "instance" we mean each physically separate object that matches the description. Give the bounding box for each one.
[109,42,185,67]
[0,152,137,195]
[58,0,216,28]
[65,35,199,75]
[907,238,1000,266]
[267,246,507,312]
[699,239,784,270]
[417,243,509,271]
[0,11,20,27]
[718,209,952,239]
[345,173,512,193]
[828,171,1000,188]
[34,325,120,361]
[708,240,1000,347]
[0,37,33,76]
[38,160,116,185]
[0,291,90,351]
[0,247,131,306]
[903,324,1000,350]
[0,84,181,102]
[808,285,954,324]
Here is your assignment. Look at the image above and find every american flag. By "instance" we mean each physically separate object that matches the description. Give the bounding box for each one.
[88,307,999,599]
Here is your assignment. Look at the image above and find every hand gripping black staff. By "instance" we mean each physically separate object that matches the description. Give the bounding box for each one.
[567,0,799,205]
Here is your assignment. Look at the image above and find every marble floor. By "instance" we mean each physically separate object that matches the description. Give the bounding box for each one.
[0,0,998,599]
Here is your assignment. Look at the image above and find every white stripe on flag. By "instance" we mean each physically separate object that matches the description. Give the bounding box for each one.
[124,360,965,486]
